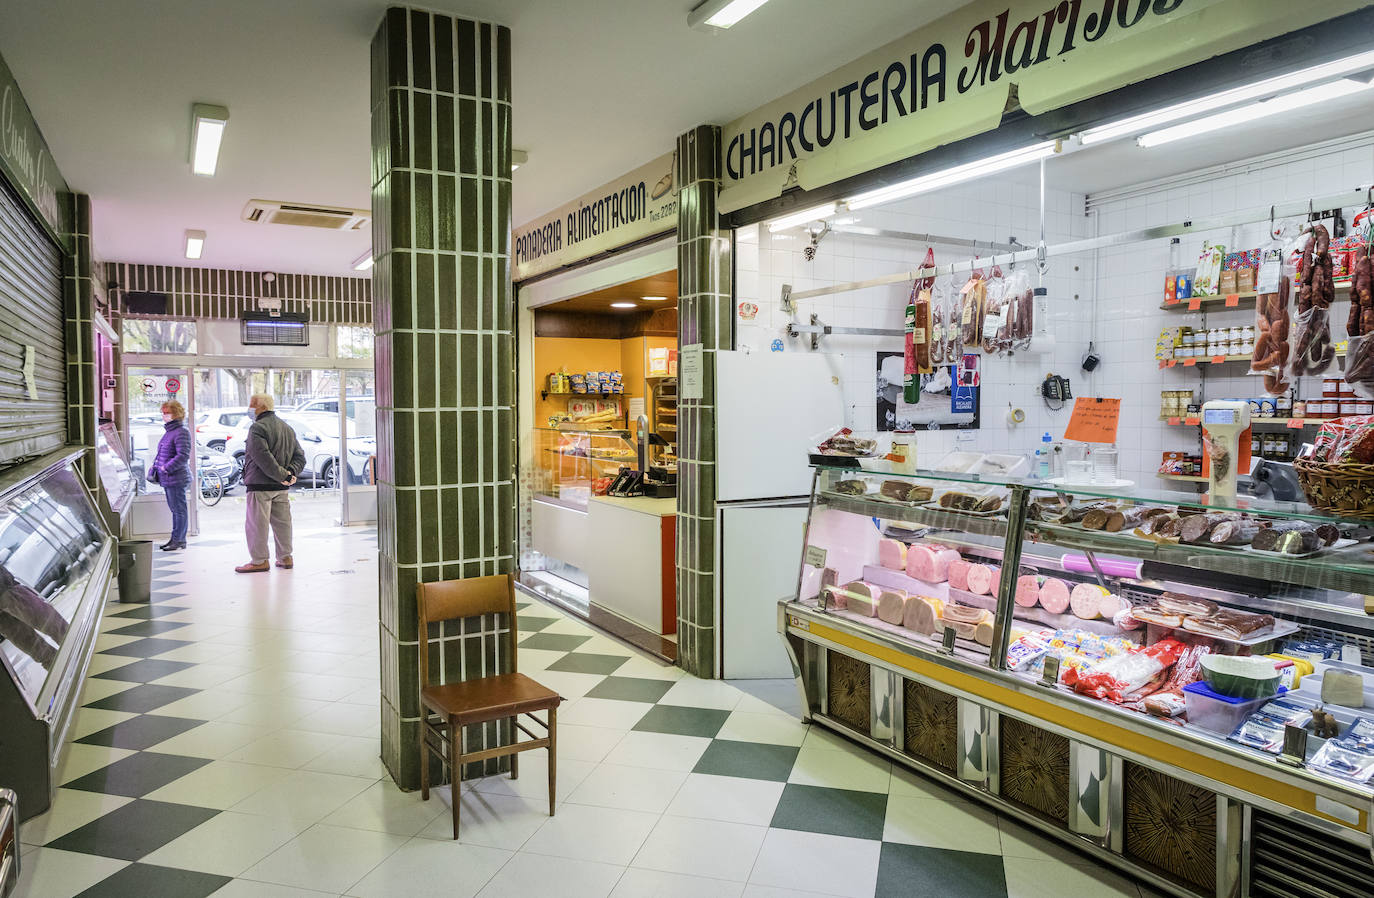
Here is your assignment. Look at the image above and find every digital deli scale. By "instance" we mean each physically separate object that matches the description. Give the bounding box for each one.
[1201,399,1251,499]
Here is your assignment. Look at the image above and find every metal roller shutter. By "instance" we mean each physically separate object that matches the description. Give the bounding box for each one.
[0,175,65,469]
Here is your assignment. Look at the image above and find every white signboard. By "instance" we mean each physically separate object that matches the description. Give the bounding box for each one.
[513,152,678,281]
[680,343,704,401]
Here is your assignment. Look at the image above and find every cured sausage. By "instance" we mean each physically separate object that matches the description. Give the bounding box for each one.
[1210,520,1260,545]
[876,590,908,625]
[1291,225,1336,376]
[1038,577,1071,614]
[915,289,933,375]
[966,563,998,596]
[1070,582,1111,619]
[1014,575,1041,607]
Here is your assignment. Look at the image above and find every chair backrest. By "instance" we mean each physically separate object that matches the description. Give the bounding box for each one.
[417,574,518,687]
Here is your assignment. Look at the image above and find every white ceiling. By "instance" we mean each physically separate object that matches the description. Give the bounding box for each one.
[0,0,968,275]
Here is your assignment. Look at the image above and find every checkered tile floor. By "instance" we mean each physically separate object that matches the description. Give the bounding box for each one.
[14,522,1158,897]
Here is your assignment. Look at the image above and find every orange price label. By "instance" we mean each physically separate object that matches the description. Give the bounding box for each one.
[1183,358,1197,366]
[1188,298,1202,311]
[1166,297,1180,306]
[1286,419,1305,429]
[1064,397,1122,444]
[1186,417,1200,426]
[1167,416,1180,425]
[1167,359,1177,367]
[1225,294,1240,307]
[1210,355,1225,365]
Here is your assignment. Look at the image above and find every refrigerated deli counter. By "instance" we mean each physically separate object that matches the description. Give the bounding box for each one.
[780,464,1374,898]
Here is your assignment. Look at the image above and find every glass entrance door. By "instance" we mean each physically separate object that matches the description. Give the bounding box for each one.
[124,366,198,538]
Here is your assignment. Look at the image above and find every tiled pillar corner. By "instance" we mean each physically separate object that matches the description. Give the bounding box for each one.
[371,6,515,790]
[61,192,98,489]
[675,125,732,678]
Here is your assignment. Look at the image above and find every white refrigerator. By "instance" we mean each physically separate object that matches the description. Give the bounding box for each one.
[713,350,846,679]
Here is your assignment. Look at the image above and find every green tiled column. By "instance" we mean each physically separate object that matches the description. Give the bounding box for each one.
[674,126,732,678]
[61,192,97,489]
[370,7,515,790]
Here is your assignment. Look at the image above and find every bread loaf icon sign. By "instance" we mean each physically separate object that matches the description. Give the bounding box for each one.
[651,164,673,201]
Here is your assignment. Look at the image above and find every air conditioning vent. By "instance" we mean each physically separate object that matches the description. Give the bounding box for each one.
[1248,810,1374,897]
[241,199,369,231]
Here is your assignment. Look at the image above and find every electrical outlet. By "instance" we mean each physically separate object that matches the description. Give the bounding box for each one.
[956,430,974,443]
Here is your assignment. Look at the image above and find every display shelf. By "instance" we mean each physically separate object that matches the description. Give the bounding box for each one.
[1163,417,1327,428]
[1159,350,1346,369]
[540,390,625,400]
[1157,473,1206,482]
[820,491,1010,538]
[1159,280,1351,312]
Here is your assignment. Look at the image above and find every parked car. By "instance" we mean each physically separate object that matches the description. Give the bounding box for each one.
[228,411,376,487]
[291,395,373,419]
[128,418,241,492]
[195,407,252,451]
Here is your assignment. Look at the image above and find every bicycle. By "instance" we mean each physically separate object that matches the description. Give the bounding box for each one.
[198,467,225,506]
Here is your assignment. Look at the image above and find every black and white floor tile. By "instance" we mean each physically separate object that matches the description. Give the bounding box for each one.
[15,515,1157,898]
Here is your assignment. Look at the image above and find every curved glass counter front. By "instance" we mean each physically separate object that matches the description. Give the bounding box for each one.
[94,423,136,521]
[793,463,1374,799]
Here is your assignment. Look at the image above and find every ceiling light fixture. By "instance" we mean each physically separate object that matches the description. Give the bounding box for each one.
[184,229,206,260]
[1079,49,1374,146]
[610,302,638,309]
[641,295,668,302]
[352,250,374,271]
[688,0,772,31]
[1138,79,1373,147]
[512,149,528,172]
[845,141,1058,211]
[190,104,229,176]
[766,202,840,233]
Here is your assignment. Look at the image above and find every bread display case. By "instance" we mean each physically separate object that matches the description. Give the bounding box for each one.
[0,449,114,820]
[531,427,637,510]
[781,463,1374,897]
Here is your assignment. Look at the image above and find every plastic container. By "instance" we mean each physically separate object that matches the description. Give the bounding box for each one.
[1090,445,1118,484]
[1183,681,1287,735]
[1200,654,1282,698]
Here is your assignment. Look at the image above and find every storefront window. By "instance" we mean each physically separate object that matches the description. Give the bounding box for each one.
[337,325,374,359]
[121,318,198,354]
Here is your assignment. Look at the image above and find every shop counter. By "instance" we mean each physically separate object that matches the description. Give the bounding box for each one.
[586,496,676,635]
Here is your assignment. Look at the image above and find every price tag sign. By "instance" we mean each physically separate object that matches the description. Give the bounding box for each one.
[1184,358,1197,366]
[1167,416,1180,425]
[1158,360,1168,369]
[1186,417,1200,426]
[1064,397,1122,444]
[1225,294,1241,307]
[1210,355,1225,365]
[1188,298,1202,311]
[1167,359,1177,368]
[1287,419,1305,429]
[803,545,827,568]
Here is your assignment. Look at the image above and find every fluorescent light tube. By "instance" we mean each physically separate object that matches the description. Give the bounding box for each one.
[641,295,668,301]
[611,302,638,309]
[766,202,839,233]
[190,104,229,176]
[688,0,771,30]
[1080,49,1374,146]
[185,229,205,260]
[352,250,374,271]
[846,142,1057,211]
[1138,79,1373,148]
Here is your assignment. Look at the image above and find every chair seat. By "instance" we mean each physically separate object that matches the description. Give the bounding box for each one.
[421,672,561,727]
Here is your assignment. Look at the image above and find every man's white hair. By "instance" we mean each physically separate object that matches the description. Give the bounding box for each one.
[249,393,275,411]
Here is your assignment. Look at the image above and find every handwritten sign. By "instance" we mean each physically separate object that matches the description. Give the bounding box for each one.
[1167,416,1180,426]
[1064,397,1121,444]
[1187,298,1201,311]
[1209,355,1225,365]
[1185,417,1200,426]
[1225,294,1241,307]
[1183,358,1197,367]
[1286,419,1305,429]
[1167,359,1177,368]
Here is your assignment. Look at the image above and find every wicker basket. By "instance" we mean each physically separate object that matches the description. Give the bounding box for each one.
[1294,459,1374,519]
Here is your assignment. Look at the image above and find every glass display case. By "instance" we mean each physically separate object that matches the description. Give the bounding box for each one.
[784,463,1374,897]
[532,427,637,511]
[0,450,114,820]
[94,423,136,530]
[648,377,677,473]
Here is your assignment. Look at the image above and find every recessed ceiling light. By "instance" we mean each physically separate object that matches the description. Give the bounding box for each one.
[642,295,668,302]
[766,202,840,233]
[689,0,772,30]
[352,250,374,271]
[190,104,229,177]
[184,229,205,260]
[610,302,638,310]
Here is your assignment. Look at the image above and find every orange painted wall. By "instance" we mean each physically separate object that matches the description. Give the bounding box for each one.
[532,337,622,429]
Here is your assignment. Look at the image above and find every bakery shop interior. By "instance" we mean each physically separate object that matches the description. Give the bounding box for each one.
[512,6,1374,894]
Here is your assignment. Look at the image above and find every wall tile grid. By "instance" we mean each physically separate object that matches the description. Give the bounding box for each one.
[1085,143,1374,487]
[107,263,372,324]
[371,6,515,790]
[676,125,732,677]
[61,193,98,488]
[737,174,1093,476]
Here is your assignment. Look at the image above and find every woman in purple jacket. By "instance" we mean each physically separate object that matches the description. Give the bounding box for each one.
[152,400,192,550]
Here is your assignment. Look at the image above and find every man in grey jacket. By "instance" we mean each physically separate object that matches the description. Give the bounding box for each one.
[236,393,306,573]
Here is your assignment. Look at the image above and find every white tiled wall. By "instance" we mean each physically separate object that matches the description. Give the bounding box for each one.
[735,176,1095,475]
[735,139,1374,488]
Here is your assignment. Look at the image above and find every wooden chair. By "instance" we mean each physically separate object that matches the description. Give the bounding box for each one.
[418,574,562,839]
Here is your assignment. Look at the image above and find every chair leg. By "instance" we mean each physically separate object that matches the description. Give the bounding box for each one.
[547,706,557,818]
[511,728,519,781]
[420,716,430,801]
[449,720,461,840]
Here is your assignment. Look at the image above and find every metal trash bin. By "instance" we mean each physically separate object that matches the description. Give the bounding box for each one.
[116,540,153,603]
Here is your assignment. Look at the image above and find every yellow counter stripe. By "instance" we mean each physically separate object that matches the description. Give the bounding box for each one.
[809,621,1368,833]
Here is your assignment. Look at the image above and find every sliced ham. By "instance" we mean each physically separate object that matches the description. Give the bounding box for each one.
[902,596,943,635]
[946,558,972,591]
[966,563,998,596]
[877,538,908,571]
[876,589,909,625]
[840,581,880,616]
[1070,583,1111,620]
[1014,575,1041,608]
[1038,577,1071,614]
